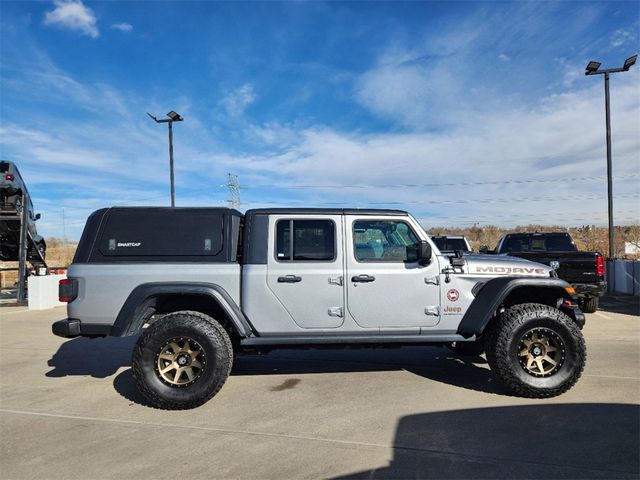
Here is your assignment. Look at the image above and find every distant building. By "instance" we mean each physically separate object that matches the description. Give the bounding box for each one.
[624,242,640,254]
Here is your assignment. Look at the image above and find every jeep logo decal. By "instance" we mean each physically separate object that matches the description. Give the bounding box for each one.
[476,266,546,275]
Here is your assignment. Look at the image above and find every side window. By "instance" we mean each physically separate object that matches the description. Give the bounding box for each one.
[353,220,420,262]
[276,219,335,262]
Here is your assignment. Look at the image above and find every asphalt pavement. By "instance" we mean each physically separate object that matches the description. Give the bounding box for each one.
[1,297,638,479]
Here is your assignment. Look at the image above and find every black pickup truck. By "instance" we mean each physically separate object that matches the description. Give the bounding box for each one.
[489,232,606,313]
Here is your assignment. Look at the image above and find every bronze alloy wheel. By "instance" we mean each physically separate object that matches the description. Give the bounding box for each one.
[518,327,566,377]
[155,337,206,387]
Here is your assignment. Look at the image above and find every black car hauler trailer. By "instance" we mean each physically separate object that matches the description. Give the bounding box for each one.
[0,192,47,303]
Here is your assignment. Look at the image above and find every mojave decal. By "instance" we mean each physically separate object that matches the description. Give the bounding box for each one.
[475,266,547,275]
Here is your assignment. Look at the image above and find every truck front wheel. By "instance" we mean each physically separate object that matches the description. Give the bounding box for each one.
[132,310,233,409]
[485,303,586,398]
[579,296,599,313]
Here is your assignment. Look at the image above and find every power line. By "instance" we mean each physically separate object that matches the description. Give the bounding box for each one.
[230,173,640,190]
[238,192,640,206]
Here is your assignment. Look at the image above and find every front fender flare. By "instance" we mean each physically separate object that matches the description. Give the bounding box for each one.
[110,282,254,338]
[456,277,574,338]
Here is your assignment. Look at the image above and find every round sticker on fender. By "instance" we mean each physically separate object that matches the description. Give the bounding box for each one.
[447,289,460,302]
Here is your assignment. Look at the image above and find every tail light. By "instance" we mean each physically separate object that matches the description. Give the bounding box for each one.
[596,254,605,276]
[59,278,78,303]
[5,173,14,181]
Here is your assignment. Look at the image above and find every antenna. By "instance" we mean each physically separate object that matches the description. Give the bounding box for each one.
[227,173,241,209]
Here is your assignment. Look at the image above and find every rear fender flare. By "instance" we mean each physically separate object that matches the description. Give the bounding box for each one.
[111,282,254,338]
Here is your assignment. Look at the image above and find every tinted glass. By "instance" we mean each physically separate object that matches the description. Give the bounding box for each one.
[502,234,576,252]
[354,220,420,262]
[0,162,9,173]
[276,219,335,261]
[432,237,470,252]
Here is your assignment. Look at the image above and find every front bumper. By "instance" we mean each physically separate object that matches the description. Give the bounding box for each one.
[52,319,112,338]
[560,301,586,329]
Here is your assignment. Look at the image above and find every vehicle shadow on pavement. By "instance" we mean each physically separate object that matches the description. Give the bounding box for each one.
[599,294,640,316]
[47,341,508,406]
[112,369,153,406]
[232,346,509,396]
[46,336,137,378]
[332,403,640,479]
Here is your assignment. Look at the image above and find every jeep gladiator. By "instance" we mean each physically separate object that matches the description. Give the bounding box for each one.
[53,207,586,409]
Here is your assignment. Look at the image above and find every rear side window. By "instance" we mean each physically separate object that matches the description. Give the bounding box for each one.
[502,235,576,252]
[98,209,224,257]
[0,162,9,173]
[276,219,335,261]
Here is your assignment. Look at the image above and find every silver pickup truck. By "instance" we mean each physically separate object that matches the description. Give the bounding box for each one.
[53,207,586,409]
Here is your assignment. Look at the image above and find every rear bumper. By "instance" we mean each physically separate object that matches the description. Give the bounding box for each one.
[52,319,112,338]
[574,282,607,298]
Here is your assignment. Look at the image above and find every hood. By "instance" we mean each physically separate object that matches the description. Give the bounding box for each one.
[463,253,553,278]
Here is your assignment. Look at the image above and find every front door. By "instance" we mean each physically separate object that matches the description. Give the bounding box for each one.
[345,216,441,329]
[266,215,345,329]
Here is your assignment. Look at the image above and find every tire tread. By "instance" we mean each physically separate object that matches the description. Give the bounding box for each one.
[485,303,586,398]
[132,310,233,410]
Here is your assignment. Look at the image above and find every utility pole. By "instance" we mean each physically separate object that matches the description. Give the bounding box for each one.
[147,111,184,207]
[585,54,637,258]
[62,208,67,243]
[227,174,241,209]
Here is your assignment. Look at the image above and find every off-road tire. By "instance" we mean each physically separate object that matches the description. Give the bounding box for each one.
[132,310,233,410]
[447,341,485,356]
[580,296,599,314]
[484,303,586,398]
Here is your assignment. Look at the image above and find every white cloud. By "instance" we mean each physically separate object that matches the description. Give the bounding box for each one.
[611,28,633,47]
[213,72,640,227]
[219,84,256,117]
[43,0,98,38]
[498,53,510,62]
[110,22,133,32]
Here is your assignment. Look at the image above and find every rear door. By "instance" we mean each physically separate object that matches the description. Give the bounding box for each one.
[266,215,345,329]
[345,215,441,330]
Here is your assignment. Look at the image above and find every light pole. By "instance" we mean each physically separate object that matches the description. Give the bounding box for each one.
[585,54,637,259]
[147,111,184,207]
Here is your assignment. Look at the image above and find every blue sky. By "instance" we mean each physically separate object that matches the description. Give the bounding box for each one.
[1,1,639,240]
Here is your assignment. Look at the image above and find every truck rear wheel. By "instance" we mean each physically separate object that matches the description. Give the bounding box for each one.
[579,296,599,314]
[485,303,586,398]
[132,310,233,410]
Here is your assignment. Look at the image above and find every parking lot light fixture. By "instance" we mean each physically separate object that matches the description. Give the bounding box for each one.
[167,111,183,121]
[585,61,601,73]
[584,54,637,259]
[147,111,184,207]
[623,55,637,71]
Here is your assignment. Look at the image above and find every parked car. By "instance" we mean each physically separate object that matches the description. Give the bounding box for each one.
[431,235,473,253]
[487,232,605,313]
[0,160,46,262]
[54,207,586,409]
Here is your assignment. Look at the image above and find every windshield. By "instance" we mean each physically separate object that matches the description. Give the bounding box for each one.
[500,234,577,253]
[431,237,470,252]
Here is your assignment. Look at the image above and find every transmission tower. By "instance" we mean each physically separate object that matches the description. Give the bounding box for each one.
[227,173,241,209]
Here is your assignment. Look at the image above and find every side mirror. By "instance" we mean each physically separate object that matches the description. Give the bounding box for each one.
[418,240,432,265]
[35,213,41,221]
[479,245,488,254]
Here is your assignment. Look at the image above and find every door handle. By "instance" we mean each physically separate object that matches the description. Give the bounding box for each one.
[278,275,302,283]
[351,274,375,283]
